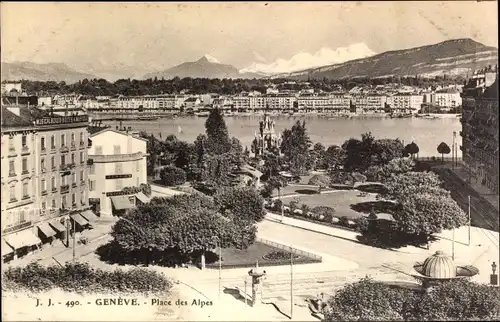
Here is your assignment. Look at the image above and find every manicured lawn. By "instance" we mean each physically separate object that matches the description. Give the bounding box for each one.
[280,190,378,220]
[206,241,321,269]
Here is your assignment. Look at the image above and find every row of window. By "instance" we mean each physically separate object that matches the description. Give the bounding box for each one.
[40,132,86,150]
[41,192,86,212]
[93,145,125,155]
[40,170,86,193]
[40,151,86,171]
[4,191,88,228]
[8,132,86,152]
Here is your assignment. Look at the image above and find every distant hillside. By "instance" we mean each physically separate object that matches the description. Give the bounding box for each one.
[1,62,96,84]
[270,39,498,80]
[144,55,263,80]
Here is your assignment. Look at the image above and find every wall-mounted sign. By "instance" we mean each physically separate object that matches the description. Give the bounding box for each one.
[105,174,132,180]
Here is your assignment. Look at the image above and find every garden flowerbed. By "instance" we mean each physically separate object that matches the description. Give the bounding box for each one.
[206,241,320,269]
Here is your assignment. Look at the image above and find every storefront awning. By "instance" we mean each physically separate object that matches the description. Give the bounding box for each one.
[37,223,57,238]
[4,229,42,250]
[2,239,14,256]
[49,219,66,233]
[110,195,136,210]
[70,213,89,227]
[80,210,99,222]
[135,191,151,204]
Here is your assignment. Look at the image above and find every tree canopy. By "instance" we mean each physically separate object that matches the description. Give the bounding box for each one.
[323,278,500,321]
[205,108,231,155]
[280,120,312,175]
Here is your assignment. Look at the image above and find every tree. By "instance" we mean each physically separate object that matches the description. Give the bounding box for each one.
[312,142,326,169]
[214,186,266,223]
[280,120,312,175]
[159,165,187,186]
[382,171,444,200]
[323,277,417,321]
[342,132,375,172]
[437,142,451,163]
[323,278,500,321]
[205,154,232,188]
[404,142,420,159]
[372,139,404,165]
[111,194,256,269]
[365,157,415,183]
[392,190,467,235]
[413,279,500,321]
[205,108,231,155]
[324,145,345,172]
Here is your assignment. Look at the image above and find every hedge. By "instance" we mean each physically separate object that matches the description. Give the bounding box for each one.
[266,201,358,230]
[2,262,172,295]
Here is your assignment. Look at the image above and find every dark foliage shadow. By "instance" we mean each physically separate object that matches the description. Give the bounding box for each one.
[356,223,438,250]
[95,241,219,268]
[295,189,319,195]
[356,184,388,194]
[330,184,354,190]
[350,200,396,214]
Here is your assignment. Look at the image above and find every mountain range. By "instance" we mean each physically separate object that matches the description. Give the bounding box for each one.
[143,55,263,80]
[270,38,498,80]
[1,39,497,83]
[1,62,96,84]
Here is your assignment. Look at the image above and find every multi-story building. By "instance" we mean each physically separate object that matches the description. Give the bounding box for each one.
[87,128,149,217]
[386,93,424,113]
[1,106,93,261]
[264,94,296,111]
[460,66,498,193]
[432,88,462,110]
[232,95,251,112]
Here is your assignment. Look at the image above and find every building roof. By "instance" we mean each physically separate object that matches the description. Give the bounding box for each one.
[1,107,33,127]
[415,251,456,279]
[184,97,199,102]
[1,106,55,128]
[89,127,148,142]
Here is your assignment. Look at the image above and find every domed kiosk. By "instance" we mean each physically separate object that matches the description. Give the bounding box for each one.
[412,251,479,289]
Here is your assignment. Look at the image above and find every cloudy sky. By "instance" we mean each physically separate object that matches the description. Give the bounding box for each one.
[1,1,497,74]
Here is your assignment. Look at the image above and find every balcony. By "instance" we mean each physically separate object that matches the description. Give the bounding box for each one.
[41,147,47,154]
[9,197,18,203]
[8,171,16,178]
[21,169,29,175]
[60,145,69,153]
[51,145,56,153]
[72,182,77,188]
[71,141,76,150]
[20,146,30,156]
[41,190,48,196]
[60,185,70,194]
[88,152,144,163]
[22,194,30,200]
[41,167,47,173]
[80,140,85,147]
[60,163,75,172]
[52,187,58,192]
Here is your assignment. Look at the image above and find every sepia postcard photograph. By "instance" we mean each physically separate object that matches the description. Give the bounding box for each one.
[1,1,499,321]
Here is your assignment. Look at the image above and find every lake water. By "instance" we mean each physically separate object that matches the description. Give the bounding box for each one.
[102,115,462,157]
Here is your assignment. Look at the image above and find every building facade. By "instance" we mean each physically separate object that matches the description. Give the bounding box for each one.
[87,128,149,217]
[460,67,499,193]
[1,106,93,261]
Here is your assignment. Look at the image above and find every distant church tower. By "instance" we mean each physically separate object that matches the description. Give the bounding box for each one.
[252,113,281,156]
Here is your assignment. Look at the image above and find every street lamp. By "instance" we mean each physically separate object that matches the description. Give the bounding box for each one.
[452,131,457,168]
[492,262,497,275]
[65,216,76,261]
[212,236,222,299]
